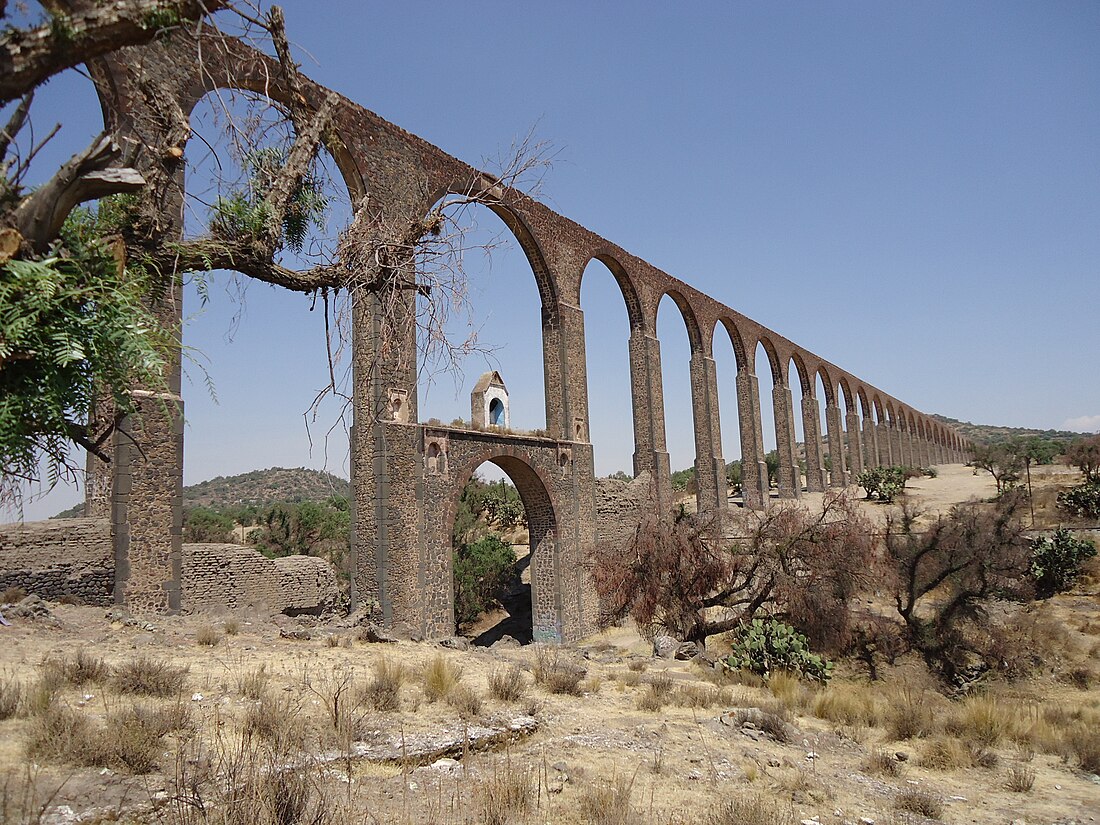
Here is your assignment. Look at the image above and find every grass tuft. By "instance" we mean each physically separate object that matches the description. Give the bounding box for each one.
[195,625,221,647]
[578,774,635,825]
[422,653,462,703]
[1007,762,1036,792]
[532,646,585,696]
[488,664,526,702]
[111,656,187,697]
[894,788,943,819]
[363,658,405,712]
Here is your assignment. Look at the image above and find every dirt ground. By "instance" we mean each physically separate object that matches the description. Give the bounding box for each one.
[1,464,1099,824]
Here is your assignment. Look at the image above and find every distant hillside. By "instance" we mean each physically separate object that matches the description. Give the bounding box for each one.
[931,415,1088,446]
[53,467,350,518]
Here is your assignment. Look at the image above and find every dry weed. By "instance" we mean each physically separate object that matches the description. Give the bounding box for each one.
[767,670,804,712]
[894,788,943,819]
[1007,762,1036,792]
[627,659,648,673]
[478,761,532,825]
[237,664,270,700]
[422,653,462,703]
[532,646,584,696]
[112,656,187,697]
[195,625,221,647]
[41,650,110,687]
[488,664,526,702]
[947,694,1011,747]
[704,793,794,824]
[223,618,240,636]
[813,685,879,727]
[885,689,936,740]
[861,749,904,777]
[918,736,971,770]
[0,673,21,720]
[579,774,636,825]
[446,683,483,718]
[363,657,405,712]
[1065,725,1100,773]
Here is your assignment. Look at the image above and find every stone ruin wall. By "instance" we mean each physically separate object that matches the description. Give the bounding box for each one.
[0,520,340,615]
[181,543,342,615]
[0,518,113,605]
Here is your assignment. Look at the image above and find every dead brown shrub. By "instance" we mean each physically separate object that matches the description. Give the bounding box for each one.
[579,774,636,825]
[111,656,187,697]
[532,646,584,695]
[894,788,943,819]
[488,665,526,702]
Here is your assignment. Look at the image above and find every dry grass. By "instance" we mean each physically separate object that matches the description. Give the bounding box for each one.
[223,618,240,635]
[488,664,526,702]
[813,684,879,727]
[532,645,585,696]
[237,664,269,700]
[918,735,973,770]
[422,653,463,703]
[363,657,405,712]
[861,749,904,777]
[0,673,21,720]
[41,651,110,687]
[578,774,635,825]
[885,689,936,740]
[111,656,187,697]
[1,586,26,604]
[947,694,1011,747]
[767,670,804,712]
[195,625,221,647]
[734,708,790,743]
[673,683,731,708]
[704,794,794,824]
[1007,762,1036,792]
[894,788,943,819]
[627,659,648,673]
[478,762,533,825]
[243,694,304,750]
[446,683,483,718]
[1066,725,1100,773]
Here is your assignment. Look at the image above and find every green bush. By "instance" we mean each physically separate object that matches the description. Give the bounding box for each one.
[1057,481,1100,520]
[183,506,235,543]
[453,535,517,629]
[1030,528,1097,598]
[857,466,908,503]
[721,618,833,683]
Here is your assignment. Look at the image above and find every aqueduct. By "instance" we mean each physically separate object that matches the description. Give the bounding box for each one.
[75,26,969,640]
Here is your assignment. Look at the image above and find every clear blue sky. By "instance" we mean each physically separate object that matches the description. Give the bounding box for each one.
[13,1,1100,519]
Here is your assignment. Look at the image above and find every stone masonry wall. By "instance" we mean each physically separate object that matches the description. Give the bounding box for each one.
[594,472,654,549]
[181,544,342,614]
[0,519,113,605]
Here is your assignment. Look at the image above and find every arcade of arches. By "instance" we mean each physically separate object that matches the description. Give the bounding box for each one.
[83,27,972,641]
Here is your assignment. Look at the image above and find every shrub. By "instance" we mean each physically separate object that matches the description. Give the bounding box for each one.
[364,658,405,712]
[861,749,903,777]
[722,619,833,683]
[1,586,27,604]
[705,794,794,824]
[478,763,532,825]
[1066,725,1100,773]
[488,665,526,702]
[579,774,635,825]
[1057,481,1100,520]
[1030,528,1097,598]
[195,625,221,647]
[446,683,483,718]
[1007,763,1035,792]
[42,651,110,687]
[223,619,240,635]
[422,654,462,703]
[0,673,22,720]
[453,534,517,629]
[532,646,585,695]
[895,789,943,819]
[885,691,936,740]
[857,466,907,502]
[237,664,269,700]
[111,656,187,697]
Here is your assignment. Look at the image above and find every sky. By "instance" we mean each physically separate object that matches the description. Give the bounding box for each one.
[10,1,1100,520]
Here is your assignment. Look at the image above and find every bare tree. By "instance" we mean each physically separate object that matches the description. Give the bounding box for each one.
[589,492,877,649]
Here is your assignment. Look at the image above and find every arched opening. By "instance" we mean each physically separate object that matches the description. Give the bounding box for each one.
[656,292,700,505]
[713,320,743,505]
[754,339,779,495]
[176,89,354,571]
[450,455,558,646]
[488,398,504,426]
[788,357,810,492]
[580,257,639,479]
[415,199,548,435]
[839,378,857,481]
[815,370,834,482]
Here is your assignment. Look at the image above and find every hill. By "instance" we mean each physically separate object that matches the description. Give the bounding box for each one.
[931,414,1089,446]
[52,467,350,518]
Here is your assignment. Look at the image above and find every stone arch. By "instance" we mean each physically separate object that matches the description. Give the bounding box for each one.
[789,351,812,395]
[754,336,784,385]
[816,366,836,405]
[581,253,645,332]
[443,451,562,643]
[872,395,886,424]
[717,317,751,373]
[838,377,856,413]
[653,289,704,353]
[857,387,872,417]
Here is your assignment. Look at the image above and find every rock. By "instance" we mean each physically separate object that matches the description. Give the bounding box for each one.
[431,758,461,773]
[675,641,699,660]
[438,636,469,651]
[491,635,521,650]
[894,751,909,762]
[8,595,51,619]
[552,761,568,772]
[767,758,781,768]
[859,819,875,825]
[357,623,398,644]
[279,628,312,641]
[548,781,563,794]
[653,635,679,659]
